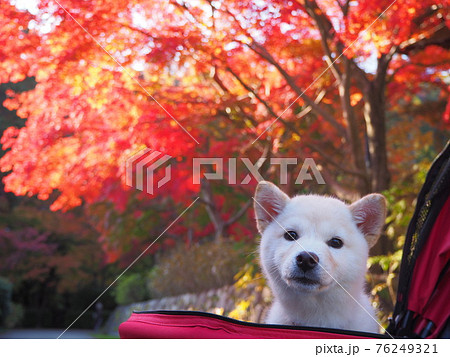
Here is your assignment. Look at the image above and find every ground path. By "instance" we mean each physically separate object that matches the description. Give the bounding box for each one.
[0,329,95,339]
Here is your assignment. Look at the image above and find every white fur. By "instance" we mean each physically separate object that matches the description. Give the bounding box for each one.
[255,181,386,333]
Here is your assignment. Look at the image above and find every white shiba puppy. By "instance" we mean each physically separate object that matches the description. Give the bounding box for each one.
[254,181,386,333]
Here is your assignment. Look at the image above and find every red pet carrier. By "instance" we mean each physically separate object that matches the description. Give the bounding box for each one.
[119,143,450,339]
[119,310,386,339]
[386,142,450,338]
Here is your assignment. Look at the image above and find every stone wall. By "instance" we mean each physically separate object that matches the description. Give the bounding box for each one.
[104,284,272,336]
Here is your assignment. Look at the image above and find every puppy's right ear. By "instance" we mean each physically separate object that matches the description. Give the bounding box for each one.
[254,181,289,233]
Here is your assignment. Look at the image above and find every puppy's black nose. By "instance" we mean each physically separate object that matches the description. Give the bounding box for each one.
[296,252,319,272]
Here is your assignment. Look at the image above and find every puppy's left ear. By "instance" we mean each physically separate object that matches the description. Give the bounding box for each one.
[349,194,386,248]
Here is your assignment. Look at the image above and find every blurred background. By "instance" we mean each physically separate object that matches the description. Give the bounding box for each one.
[0,0,448,338]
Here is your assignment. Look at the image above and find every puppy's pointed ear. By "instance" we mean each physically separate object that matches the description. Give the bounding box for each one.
[349,194,387,248]
[254,181,289,233]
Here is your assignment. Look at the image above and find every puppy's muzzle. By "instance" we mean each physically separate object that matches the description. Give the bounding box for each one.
[296,251,319,272]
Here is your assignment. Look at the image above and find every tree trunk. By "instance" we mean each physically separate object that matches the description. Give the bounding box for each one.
[361,55,392,255]
[362,53,392,194]
[363,84,391,193]
[340,59,371,195]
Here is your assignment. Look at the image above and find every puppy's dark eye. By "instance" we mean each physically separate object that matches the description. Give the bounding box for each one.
[328,237,343,248]
[284,231,298,241]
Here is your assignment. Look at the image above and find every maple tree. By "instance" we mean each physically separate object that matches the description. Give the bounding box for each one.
[0,0,448,256]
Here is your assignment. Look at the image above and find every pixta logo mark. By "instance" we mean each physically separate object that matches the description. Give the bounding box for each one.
[125,148,172,194]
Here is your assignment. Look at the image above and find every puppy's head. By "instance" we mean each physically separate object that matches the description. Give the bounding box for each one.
[254,181,386,294]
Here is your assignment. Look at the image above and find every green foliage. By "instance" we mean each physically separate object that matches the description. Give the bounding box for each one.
[228,260,270,322]
[0,277,12,327]
[0,199,118,328]
[3,303,24,329]
[113,273,150,305]
[233,261,265,290]
[149,240,251,297]
[367,162,431,327]
[368,250,403,327]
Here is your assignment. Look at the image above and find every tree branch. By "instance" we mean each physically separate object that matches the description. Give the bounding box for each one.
[248,41,347,138]
[218,66,365,178]
[398,22,450,54]
[303,0,342,83]
[224,200,252,227]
